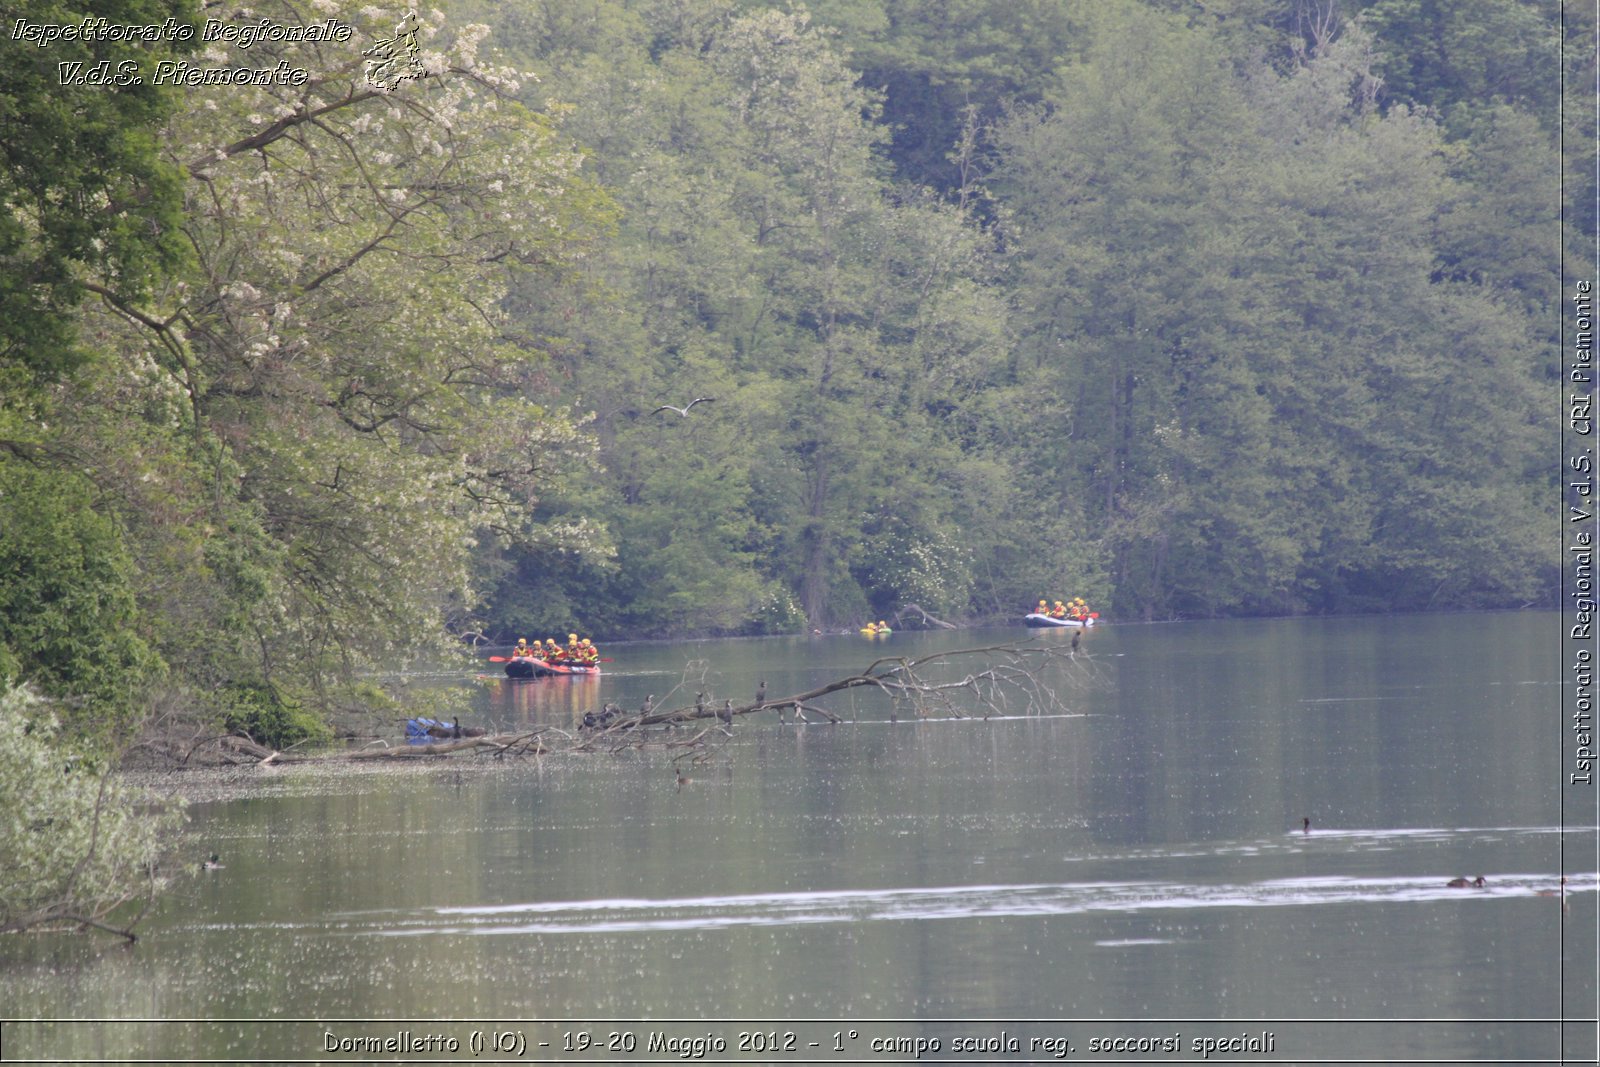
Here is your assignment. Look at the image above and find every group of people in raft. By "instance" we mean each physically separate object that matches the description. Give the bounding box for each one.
[1035,597,1094,620]
[510,634,601,666]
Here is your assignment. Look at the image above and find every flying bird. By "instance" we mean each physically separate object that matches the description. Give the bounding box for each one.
[651,397,715,416]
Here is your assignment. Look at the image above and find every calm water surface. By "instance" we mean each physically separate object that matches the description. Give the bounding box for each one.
[3,612,1595,1063]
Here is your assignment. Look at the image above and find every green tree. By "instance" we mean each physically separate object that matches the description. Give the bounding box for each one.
[798,0,1085,193]
[0,0,197,384]
[487,2,1014,633]
[60,1,616,721]
[0,463,161,734]
[993,6,1555,617]
[0,683,182,939]
[1358,0,1559,132]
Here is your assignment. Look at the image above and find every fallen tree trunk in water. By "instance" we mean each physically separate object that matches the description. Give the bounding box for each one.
[894,603,958,630]
[193,642,1088,765]
[213,730,555,763]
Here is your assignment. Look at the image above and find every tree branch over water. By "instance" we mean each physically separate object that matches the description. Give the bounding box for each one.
[185,641,1100,766]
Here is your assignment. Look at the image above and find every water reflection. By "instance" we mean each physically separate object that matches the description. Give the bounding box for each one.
[484,674,602,730]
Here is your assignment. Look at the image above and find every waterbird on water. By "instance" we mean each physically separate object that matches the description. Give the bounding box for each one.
[651,397,715,417]
[202,853,224,871]
[1302,817,1310,834]
[1446,876,1487,888]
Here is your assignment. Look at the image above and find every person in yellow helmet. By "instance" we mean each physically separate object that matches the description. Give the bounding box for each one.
[514,637,532,659]
[1052,600,1067,618]
[545,638,565,662]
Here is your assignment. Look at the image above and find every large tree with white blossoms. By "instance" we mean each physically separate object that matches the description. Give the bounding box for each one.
[8,0,615,738]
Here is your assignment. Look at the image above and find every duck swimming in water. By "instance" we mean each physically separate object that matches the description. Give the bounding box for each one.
[1446,875,1486,888]
[201,853,225,871]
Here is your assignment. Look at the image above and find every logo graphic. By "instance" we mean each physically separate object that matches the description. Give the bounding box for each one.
[363,12,425,91]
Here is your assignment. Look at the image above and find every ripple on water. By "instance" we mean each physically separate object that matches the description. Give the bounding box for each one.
[211,870,1591,939]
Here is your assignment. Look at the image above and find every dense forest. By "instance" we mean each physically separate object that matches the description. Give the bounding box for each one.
[0,0,1585,743]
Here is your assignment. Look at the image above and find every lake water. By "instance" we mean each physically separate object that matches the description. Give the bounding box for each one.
[3,612,1596,1064]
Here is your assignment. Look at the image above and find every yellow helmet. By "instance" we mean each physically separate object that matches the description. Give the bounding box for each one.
[517,638,527,645]
[581,639,592,646]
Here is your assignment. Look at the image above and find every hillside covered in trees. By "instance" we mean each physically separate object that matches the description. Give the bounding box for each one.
[0,0,1582,740]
